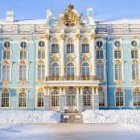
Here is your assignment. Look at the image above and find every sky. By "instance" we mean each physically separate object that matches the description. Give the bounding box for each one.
[0,0,140,21]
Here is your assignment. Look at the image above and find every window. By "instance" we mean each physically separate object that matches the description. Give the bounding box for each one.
[19,92,27,107]
[2,64,10,81]
[1,92,9,107]
[96,41,103,48]
[66,89,76,106]
[116,92,124,107]
[131,40,137,47]
[82,44,89,53]
[97,63,104,81]
[114,50,122,59]
[83,89,91,106]
[20,49,27,60]
[4,42,10,48]
[133,92,140,106]
[96,50,103,59]
[66,63,74,78]
[51,63,59,77]
[99,91,105,106]
[114,41,121,48]
[38,41,45,47]
[38,49,45,59]
[132,63,139,80]
[51,44,59,53]
[82,62,90,77]
[131,50,138,59]
[66,44,74,53]
[37,64,45,80]
[21,42,27,48]
[37,92,44,107]
[51,90,59,106]
[3,50,11,60]
[19,64,27,81]
[115,63,123,81]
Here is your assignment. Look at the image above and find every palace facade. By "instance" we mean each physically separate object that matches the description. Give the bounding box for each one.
[0,5,140,112]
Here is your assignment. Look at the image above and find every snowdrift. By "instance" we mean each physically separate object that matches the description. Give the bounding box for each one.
[82,110,140,123]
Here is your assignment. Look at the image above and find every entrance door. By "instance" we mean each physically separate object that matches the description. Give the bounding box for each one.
[66,89,76,112]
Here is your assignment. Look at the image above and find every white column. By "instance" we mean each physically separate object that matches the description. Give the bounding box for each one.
[90,32,96,77]
[60,30,65,78]
[75,29,80,78]
[44,88,50,111]
[92,87,99,110]
[76,87,80,111]
[45,32,50,78]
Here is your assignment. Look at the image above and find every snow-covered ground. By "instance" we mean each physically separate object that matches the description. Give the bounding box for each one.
[0,124,140,140]
[82,110,140,123]
[0,110,61,127]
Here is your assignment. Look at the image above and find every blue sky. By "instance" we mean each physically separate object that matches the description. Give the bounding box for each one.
[0,0,140,20]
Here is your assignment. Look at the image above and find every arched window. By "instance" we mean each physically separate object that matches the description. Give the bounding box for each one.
[37,92,44,107]
[19,63,27,81]
[115,63,122,81]
[97,63,104,81]
[83,88,91,106]
[51,63,59,77]
[66,63,75,79]
[132,63,139,80]
[38,49,45,59]
[51,90,60,106]
[37,63,45,80]
[19,92,27,107]
[2,63,10,81]
[133,92,140,106]
[1,91,9,107]
[82,62,90,78]
[66,89,76,106]
[131,50,138,59]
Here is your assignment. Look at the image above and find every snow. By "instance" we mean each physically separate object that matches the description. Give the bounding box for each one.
[82,110,140,123]
[0,110,61,126]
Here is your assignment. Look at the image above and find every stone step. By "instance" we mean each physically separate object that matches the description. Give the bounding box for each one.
[61,113,83,123]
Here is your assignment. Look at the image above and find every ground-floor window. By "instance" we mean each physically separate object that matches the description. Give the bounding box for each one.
[99,91,105,106]
[83,89,91,106]
[19,92,27,107]
[1,92,9,107]
[66,89,76,106]
[51,90,60,106]
[116,92,124,107]
[37,92,44,107]
[133,92,140,106]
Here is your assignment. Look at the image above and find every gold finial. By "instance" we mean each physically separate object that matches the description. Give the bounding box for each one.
[67,4,74,10]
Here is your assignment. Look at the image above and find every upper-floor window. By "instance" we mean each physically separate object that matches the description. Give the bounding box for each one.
[115,63,123,81]
[4,42,10,48]
[132,63,139,80]
[3,50,11,60]
[51,44,59,53]
[96,41,103,48]
[19,64,27,81]
[96,50,103,59]
[37,63,45,81]
[38,41,45,47]
[51,63,59,77]
[21,41,27,48]
[66,44,74,53]
[20,49,27,60]
[114,50,122,59]
[82,62,90,77]
[66,63,75,78]
[114,41,121,48]
[2,63,10,81]
[82,44,89,53]
[131,40,138,47]
[131,50,138,59]
[38,49,45,59]
[97,63,104,81]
